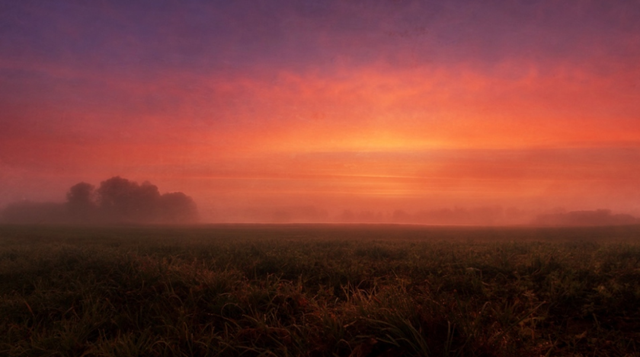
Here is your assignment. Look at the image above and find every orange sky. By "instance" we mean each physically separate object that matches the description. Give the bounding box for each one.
[1,1,640,223]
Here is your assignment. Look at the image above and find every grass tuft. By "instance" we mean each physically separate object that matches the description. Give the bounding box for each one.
[1,224,639,356]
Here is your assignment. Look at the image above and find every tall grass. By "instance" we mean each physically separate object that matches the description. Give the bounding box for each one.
[1,224,639,356]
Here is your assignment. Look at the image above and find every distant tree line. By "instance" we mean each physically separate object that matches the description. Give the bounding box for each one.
[532,209,639,227]
[1,176,198,224]
[336,206,526,225]
[334,207,639,226]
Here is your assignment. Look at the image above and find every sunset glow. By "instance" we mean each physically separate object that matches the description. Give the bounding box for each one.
[2,1,640,223]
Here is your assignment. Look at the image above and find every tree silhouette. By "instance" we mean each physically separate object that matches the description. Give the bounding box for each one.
[66,182,96,222]
[159,192,198,223]
[97,177,161,223]
[2,176,198,224]
[95,176,197,223]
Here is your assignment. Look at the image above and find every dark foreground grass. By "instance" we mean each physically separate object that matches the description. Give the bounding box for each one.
[1,224,639,356]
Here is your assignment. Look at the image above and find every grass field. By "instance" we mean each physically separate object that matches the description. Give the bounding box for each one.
[1,224,639,356]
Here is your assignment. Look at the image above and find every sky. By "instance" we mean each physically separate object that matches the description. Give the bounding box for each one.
[1,0,640,223]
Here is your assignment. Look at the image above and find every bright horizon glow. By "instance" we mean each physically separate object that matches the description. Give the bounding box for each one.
[2,1,640,223]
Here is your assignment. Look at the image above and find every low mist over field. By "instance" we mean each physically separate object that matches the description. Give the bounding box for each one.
[3,188,639,226]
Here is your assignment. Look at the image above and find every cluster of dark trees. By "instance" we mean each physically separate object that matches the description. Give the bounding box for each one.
[1,176,198,224]
[532,209,639,227]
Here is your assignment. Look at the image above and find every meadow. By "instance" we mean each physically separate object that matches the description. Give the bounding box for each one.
[1,224,639,357]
